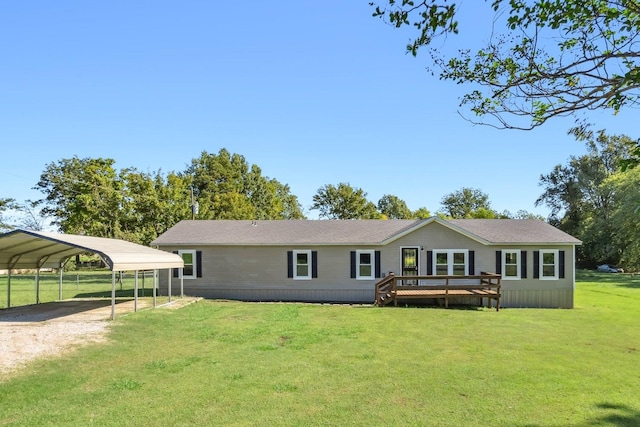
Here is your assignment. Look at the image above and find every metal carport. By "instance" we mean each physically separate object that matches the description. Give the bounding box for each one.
[0,229,184,319]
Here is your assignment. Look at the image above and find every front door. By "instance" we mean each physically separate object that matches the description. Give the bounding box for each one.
[402,247,419,285]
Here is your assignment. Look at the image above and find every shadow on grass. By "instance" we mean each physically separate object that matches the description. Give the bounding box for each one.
[519,403,640,427]
[0,299,133,322]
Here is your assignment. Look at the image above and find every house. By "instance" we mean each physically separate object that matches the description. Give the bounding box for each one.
[150,218,581,308]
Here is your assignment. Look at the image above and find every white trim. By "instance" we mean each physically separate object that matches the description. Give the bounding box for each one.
[178,249,197,280]
[432,249,469,276]
[539,249,559,280]
[293,250,312,280]
[356,249,375,280]
[502,249,521,280]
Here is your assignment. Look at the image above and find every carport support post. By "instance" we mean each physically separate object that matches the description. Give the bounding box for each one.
[7,270,11,309]
[180,267,184,299]
[153,269,157,308]
[111,270,116,320]
[58,264,64,301]
[134,270,138,312]
[35,269,40,304]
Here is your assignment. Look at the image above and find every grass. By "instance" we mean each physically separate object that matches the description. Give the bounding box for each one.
[1,270,640,426]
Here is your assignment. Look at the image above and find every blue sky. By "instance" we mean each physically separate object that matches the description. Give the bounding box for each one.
[1,1,637,220]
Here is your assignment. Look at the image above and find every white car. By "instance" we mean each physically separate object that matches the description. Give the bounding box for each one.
[597,264,624,273]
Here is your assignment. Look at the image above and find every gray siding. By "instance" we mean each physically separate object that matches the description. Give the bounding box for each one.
[157,221,576,308]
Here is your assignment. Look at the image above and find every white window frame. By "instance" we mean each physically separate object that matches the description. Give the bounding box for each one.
[178,249,197,280]
[502,250,521,280]
[540,249,559,280]
[293,250,312,280]
[356,250,375,280]
[433,250,469,276]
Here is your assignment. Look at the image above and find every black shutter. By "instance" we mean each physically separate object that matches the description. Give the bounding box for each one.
[312,251,318,278]
[375,250,381,278]
[173,251,179,278]
[196,251,202,278]
[521,250,527,278]
[495,250,502,275]
[426,251,433,275]
[287,251,293,278]
[468,250,475,275]
[559,250,565,279]
[533,251,540,279]
[350,251,356,278]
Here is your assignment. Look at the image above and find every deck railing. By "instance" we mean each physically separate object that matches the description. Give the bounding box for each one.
[375,272,502,309]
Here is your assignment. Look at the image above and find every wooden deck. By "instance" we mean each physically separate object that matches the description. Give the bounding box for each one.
[375,272,501,310]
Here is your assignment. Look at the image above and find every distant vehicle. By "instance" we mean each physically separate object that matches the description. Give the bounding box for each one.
[597,264,624,273]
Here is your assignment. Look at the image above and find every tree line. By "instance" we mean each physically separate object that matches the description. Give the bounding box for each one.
[1,131,638,270]
[1,148,537,243]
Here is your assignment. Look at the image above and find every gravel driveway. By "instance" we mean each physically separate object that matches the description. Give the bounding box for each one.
[0,298,190,377]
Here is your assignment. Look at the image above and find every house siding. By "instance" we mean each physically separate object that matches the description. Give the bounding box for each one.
[156,221,576,308]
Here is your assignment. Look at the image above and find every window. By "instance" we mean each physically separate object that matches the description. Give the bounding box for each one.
[178,250,197,279]
[540,249,558,280]
[503,250,520,280]
[432,250,468,276]
[356,250,375,280]
[294,250,312,280]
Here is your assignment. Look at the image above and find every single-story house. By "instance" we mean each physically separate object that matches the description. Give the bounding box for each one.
[151,218,581,308]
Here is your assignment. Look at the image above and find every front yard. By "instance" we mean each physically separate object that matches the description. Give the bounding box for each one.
[1,270,639,426]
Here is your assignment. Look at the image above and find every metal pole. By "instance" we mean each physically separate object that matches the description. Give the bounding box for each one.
[7,270,11,308]
[134,270,138,312]
[59,264,63,301]
[168,269,172,303]
[180,267,184,299]
[111,270,116,320]
[153,269,157,308]
[36,270,40,304]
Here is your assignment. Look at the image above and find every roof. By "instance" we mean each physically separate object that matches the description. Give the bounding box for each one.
[0,229,184,271]
[151,220,421,246]
[446,219,582,245]
[151,218,581,247]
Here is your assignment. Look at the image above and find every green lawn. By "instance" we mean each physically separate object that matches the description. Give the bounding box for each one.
[1,271,639,426]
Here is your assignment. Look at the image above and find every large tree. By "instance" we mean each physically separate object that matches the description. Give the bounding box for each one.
[440,187,493,218]
[0,198,17,231]
[186,149,304,220]
[311,183,381,219]
[536,130,636,266]
[377,194,413,219]
[372,1,640,130]
[34,157,123,237]
[605,167,640,271]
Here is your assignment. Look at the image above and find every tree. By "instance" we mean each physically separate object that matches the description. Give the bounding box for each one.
[186,149,304,220]
[377,194,413,219]
[605,167,640,271]
[536,130,636,266]
[311,183,381,219]
[372,1,640,130]
[440,187,493,218]
[0,198,17,231]
[34,157,123,236]
[15,200,49,231]
[412,207,432,219]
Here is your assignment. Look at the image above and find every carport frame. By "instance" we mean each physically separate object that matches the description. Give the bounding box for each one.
[0,229,184,319]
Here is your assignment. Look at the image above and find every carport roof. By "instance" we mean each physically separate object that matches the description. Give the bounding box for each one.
[0,229,184,271]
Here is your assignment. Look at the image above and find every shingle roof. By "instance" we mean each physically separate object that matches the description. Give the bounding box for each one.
[152,219,421,245]
[447,219,582,244]
[151,218,581,246]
